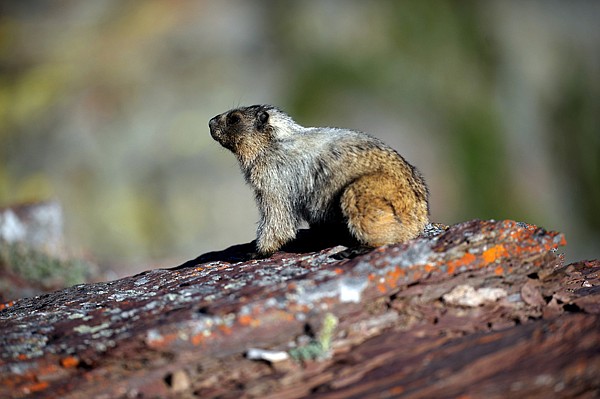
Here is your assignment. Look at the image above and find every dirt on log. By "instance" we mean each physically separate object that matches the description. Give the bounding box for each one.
[0,219,599,398]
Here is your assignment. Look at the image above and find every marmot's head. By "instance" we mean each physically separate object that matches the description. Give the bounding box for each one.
[209,105,296,163]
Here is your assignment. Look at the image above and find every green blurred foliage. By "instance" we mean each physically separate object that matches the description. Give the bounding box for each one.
[0,242,92,288]
[274,1,521,220]
[551,67,600,230]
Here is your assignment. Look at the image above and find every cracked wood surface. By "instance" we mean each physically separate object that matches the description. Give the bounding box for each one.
[1,219,598,398]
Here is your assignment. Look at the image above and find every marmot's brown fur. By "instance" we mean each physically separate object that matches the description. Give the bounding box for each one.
[209,105,429,256]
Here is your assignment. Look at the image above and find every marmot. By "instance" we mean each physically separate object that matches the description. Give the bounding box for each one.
[209,105,429,256]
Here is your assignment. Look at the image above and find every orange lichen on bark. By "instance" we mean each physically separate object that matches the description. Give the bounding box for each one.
[218,325,233,335]
[60,356,79,368]
[384,267,405,287]
[2,373,36,390]
[447,263,456,275]
[483,245,508,264]
[557,235,567,246]
[23,381,49,394]
[146,332,178,349]
[238,314,258,327]
[446,252,477,275]
[191,333,206,346]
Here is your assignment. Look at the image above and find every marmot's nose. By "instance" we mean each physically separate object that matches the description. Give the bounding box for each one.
[209,116,218,128]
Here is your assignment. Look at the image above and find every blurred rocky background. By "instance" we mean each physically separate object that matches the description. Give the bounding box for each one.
[0,200,99,301]
[0,1,598,285]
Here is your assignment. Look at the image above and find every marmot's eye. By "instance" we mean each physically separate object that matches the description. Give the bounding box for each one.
[227,113,241,125]
[257,111,269,125]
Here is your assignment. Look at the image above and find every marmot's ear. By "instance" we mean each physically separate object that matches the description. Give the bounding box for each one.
[257,111,269,129]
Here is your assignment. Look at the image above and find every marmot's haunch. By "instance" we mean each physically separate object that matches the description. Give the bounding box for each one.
[209,105,429,256]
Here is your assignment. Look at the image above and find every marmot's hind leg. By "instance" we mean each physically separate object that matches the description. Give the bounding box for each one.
[340,174,426,247]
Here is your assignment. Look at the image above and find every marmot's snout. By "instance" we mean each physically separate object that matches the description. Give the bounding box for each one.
[208,115,223,142]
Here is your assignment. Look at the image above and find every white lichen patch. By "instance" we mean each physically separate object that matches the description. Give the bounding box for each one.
[397,239,435,268]
[73,322,110,334]
[443,285,507,307]
[293,279,339,305]
[108,289,145,302]
[339,277,368,303]
[134,276,150,286]
[145,329,163,345]
[246,348,289,363]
